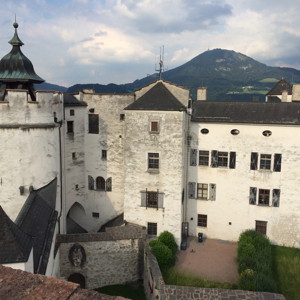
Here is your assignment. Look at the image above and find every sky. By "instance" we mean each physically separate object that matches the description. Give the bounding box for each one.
[0,0,299,87]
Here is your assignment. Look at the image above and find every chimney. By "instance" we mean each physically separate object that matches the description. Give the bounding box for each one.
[197,87,207,101]
[292,84,300,101]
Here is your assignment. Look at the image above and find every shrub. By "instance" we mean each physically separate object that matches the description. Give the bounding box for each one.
[151,243,174,269]
[238,269,255,291]
[237,230,276,292]
[149,239,160,248]
[157,231,178,255]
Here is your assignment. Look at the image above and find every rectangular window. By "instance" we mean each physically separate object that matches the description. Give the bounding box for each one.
[147,222,157,235]
[148,153,159,169]
[197,214,207,227]
[197,183,208,199]
[120,114,125,121]
[260,154,272,170]
[258,189,270,205]
[72,152,76,160]
[150,121,159,133]
[218,152,228,167]
[67,121,74,133]
[70,109,75,116]
[256,220,267,235]
[199,151,209,166]
[102,150,107,160]
[88,114,99,134]
[92,212,99,218]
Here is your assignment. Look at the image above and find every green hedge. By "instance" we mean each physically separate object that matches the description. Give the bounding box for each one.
[237,230,277,292]
[149,231,178,270]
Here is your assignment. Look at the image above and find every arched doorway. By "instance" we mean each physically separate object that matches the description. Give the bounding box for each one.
[68,273,86,288]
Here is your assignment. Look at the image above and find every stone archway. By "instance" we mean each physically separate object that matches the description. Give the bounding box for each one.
[68,273,86,288]
[67,202,87,234]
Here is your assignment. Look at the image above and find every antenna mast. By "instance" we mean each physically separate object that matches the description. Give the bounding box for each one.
[155,45,164,79]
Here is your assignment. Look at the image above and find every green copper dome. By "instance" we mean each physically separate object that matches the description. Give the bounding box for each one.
[0,22,44,84]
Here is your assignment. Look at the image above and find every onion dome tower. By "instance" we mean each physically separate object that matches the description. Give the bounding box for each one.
[0,21,44,101]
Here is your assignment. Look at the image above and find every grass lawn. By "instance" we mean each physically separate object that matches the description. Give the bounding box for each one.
[272,245,300,300]
[162,267,236,290]
[95,284,146,300]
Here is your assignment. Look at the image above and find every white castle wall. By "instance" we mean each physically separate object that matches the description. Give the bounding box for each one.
[0,90,62,221]
[187,122,300,247]
[123,109,188,243]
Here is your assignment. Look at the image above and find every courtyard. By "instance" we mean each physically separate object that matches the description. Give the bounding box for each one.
[175,237,239,284]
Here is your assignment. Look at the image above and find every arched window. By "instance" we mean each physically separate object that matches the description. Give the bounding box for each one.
[106,177,112,191]
[96,176,105,190]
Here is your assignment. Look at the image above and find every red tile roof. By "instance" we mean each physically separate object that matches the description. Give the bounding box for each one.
[0,265,128,300]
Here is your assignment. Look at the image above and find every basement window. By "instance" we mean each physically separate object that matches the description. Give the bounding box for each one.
[197,214,207,227]
[256,220,267,235]
[92,212,100,218]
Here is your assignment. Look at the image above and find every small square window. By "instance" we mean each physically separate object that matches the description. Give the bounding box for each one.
[147,222,157,235]
[70,109,75,116]
[120,114,125,121]
[197,214,207,227]
[199,151,209,166]
[150,121,159,133]
[102,150,107,160]
[256,220,267,235]
[92,212,100,218]
[67,121,74,133]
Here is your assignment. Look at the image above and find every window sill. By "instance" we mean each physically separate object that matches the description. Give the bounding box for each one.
[147,169,159,174]
[197,197,208,200]
[149,131,159,134]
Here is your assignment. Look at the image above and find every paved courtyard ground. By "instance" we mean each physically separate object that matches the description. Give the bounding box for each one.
[175,237,239,284]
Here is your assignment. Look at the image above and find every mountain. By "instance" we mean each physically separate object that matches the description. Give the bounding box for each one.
[67,49,300,101]
[35,82,68,92]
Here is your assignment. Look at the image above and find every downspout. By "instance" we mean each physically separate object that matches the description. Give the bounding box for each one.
[54,92,64,234]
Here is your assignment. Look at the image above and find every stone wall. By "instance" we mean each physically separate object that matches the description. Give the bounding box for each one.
[58,224,146,289]
[143,245,286,300]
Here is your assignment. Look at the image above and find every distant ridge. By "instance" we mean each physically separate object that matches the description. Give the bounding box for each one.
[44,49,300,101]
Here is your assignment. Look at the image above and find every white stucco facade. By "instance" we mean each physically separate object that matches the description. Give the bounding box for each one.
[187,121,300,247]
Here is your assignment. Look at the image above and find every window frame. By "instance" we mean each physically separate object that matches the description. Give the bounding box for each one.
[70,109,75,116]
[88,113,99,134]
[147,222,157,236]
[197,183,208,199]
[197,214,207,227]
[67,121,74,133]
[258,189,270,205]
[256,220,267,235]
[148,152,159,170]
[199,150,209,166]
[150,121,159,133]
[260,154,272,170]
[95,176,106,191]
[102,150,107,160]
[146,191,159,208]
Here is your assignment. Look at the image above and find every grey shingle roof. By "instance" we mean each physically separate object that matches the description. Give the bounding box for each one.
[15,178,58,274]
[192,101,300,125]
[266,78,292,96]
[0,206,33,264]
[125,82,186,111]
[64,93,87,107]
